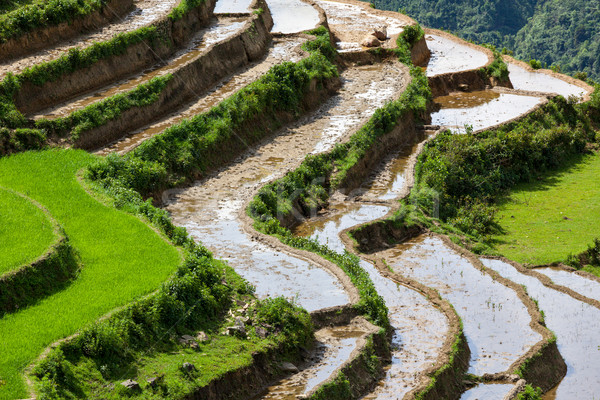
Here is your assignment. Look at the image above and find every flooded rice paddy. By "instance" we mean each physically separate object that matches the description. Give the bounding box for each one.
[481,259,600,399]
[425,34,489,77]
[536,267,600,303]
[508,63,588,100]
[267,0,321,34]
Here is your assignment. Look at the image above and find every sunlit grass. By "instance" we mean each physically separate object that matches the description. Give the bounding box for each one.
[0,188,56,275]
[0,149,182,399]
[493,152,600,265]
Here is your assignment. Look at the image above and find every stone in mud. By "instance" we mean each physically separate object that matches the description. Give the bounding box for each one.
[121,379,140,390]
[372,25,387,41]
[361,35,381,48]
[459,83,470,91]
[280,362,299,373]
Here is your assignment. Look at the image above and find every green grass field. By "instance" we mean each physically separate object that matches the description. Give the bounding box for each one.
[0,149,182,399]
[493,152,600,265]
[0,188,56,275]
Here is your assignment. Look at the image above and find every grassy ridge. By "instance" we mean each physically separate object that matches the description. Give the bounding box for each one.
[0,150,182,399]
[0,0,112,43]
[0,188,56,275]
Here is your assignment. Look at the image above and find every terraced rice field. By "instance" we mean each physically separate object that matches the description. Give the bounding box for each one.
[0,0,598,399]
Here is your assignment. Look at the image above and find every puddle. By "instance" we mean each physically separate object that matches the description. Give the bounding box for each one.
[460,383,515,400]
[165,61,407,311]
[481,259,600,399]
[294,204,448,399]
[536,268,600,303]
[36,17,247,119]
[97,37,306,155]
[214,0,253,13]
[383,236,541,375]
[431,91,544,132]
[267,0,320,34]
[254,327,365,399]
[316,0,408,52]
[508,63,587,100]
[425,34,489,77]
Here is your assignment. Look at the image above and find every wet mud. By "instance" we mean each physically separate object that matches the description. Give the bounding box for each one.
[481,259,600,399]
[165,61,408,311]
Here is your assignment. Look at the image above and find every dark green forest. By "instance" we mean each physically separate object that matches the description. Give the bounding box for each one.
[374,0,600,81]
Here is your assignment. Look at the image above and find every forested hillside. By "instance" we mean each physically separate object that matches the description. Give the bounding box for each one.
[374,0,600,81]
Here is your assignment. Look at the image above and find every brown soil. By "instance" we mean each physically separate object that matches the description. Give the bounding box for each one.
[0,0,184,79]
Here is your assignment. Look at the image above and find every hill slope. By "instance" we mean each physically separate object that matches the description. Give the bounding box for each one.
[375,0,600,80]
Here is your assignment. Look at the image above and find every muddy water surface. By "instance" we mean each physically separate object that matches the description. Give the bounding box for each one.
[295,206,448,399]
[425,34,488,77]
[382,236,541,375]
[165,62,407,311]
[460,383,515,400]
[536,268,600,303]
[214,0,253,13]
[36,17,247,119]
[508,63,588,100]
[267,0,320,34]
[97,37,306,155]
[0,0,180,78]
[431,91,543,132]
[481,259,600,399]
[255,326,367,399]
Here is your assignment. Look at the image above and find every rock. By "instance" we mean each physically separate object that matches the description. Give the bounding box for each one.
[361,35,381,48]
[196,331,209,342]
[372,25,387,41]
[121,379,140,390]
[182,362,196,372]
[236,299,247,307]
[227,325,246,338]
[179,335,199,348]
[458,83,470,91]
[146,376,163,388]
[256,327,268,339]
[280,362,299,373]
[235,317,248,327]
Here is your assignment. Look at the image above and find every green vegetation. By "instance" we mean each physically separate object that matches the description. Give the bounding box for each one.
[86,29,339,197]
[247,28,432,329]
[0,0,36,15]
[0,149,182,399]
[493,152,600,265]
[0,0,114,43]
[36,74,173,141]
[517,385,542,400]
[390,96,596,256]
[0,188,56,275]
[374,0,600,80]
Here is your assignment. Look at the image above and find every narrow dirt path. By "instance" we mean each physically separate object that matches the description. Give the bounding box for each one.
[96,36,307,155]
[164,60,408,311]
[0,0,180,79]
